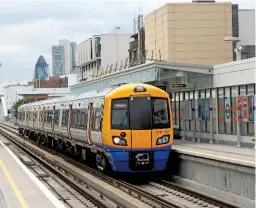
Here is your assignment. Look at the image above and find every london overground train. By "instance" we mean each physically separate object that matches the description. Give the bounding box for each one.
[17,83,173,173]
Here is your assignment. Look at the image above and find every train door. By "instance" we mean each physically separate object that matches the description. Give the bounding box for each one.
[129,96,152,150]
[87,103,93,146]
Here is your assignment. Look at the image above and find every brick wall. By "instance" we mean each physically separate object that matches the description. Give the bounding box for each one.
[23,94,48,101]
[34,76,61,88]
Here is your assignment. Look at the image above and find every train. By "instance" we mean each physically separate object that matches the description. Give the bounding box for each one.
[17,83,173,173]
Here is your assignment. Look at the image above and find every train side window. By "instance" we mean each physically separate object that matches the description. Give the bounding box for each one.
[77,109,81,127]
[40,111,43,123]
[47,111,50,123]
[80,109,87,130]
[92,108,101,132]
[50,110,53,122]
[44,110,48,123]
[47,111,49,123]
[72,109,77,127]
[54,109,60,124]
[80,110,85,129]
[62,110,67,126]
[47,111,50,122]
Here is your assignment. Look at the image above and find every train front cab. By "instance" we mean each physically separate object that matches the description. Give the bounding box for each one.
[102,84,173,172]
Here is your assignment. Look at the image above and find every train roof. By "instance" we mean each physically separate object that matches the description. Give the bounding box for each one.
[18,83,168,111]
[18,85,118,110]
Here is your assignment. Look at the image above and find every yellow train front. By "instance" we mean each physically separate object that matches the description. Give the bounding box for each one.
[102,83,173,172]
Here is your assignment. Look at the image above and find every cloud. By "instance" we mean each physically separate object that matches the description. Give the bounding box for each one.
[0,0,254,83]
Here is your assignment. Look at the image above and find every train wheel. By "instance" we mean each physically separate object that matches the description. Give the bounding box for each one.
[96,153,108,172]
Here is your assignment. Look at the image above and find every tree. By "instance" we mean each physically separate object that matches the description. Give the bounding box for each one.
[12,99,31,111]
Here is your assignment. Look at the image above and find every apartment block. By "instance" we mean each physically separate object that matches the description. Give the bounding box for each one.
[144,1,236,65]
[77,27,132,82]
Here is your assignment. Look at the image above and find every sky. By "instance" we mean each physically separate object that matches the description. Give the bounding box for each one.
[0,0,255,83]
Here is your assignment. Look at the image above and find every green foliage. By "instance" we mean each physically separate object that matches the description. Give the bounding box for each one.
[12,99,31,111]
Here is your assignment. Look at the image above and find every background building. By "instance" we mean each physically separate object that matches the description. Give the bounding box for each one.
[128,14,146,67]
[238,9,255,59]
[2,84,32,112]
[33,55,49,81]
[52,45,65,76]
[77,27,132,82]
[144,1,237,65]
[52,39,77,76]
[28,74,76,89]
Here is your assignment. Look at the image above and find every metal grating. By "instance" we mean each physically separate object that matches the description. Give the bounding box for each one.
[0,186,9,208]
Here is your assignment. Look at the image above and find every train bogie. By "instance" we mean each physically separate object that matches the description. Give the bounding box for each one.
[17,83,173,173]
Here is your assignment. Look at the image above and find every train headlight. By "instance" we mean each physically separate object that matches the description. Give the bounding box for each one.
[112,136,127,146]
[156,135,170,145]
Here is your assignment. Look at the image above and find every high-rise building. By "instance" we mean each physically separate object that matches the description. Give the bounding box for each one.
[144,0,237,65]
[52,45,65,76]
[33,55,49,81]
[52,39,77,76]
[70,42,78,73]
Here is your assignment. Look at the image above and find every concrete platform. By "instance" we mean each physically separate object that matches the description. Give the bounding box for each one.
[173,139,255,167]
[0,139,66,208]
[170,139,255,208]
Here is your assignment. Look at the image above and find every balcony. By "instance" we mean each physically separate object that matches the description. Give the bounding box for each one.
[129,41,138,51]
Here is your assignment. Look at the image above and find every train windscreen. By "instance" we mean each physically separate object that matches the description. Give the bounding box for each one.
[152,98,170,129]
[111,98,129,130]
[129,96,152,130]
[111,97,170,130]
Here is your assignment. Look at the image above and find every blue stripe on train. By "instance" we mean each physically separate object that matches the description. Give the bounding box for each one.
[77,141,171,172]
[102,145,172,172]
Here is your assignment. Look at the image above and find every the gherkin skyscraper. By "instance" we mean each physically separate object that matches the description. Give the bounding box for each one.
[33,55,49,81]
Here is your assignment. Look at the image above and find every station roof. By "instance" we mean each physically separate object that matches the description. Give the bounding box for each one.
[18,88,70,95]
[72,60,213,89]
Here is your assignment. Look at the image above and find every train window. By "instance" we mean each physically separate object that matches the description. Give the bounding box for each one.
[111,99,129,130]
[129,96,151,130]
[92,108,101,131]
[77,110,81,127]
[44,111,48,123]
[40,111,43,123]
[72,110,77,127]
[47,110,53,123]
[54,109,60,124]
[62,110,67,126]
[47,111,50,122]
[152,98,170,129]
[80,109,87,129]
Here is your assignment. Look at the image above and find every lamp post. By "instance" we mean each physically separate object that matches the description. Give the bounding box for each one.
[224,37,244,61]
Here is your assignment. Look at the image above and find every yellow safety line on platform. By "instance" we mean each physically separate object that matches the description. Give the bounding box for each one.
[0,160,29,208]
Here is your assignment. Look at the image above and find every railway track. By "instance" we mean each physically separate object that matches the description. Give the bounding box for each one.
[1,123,239,208]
